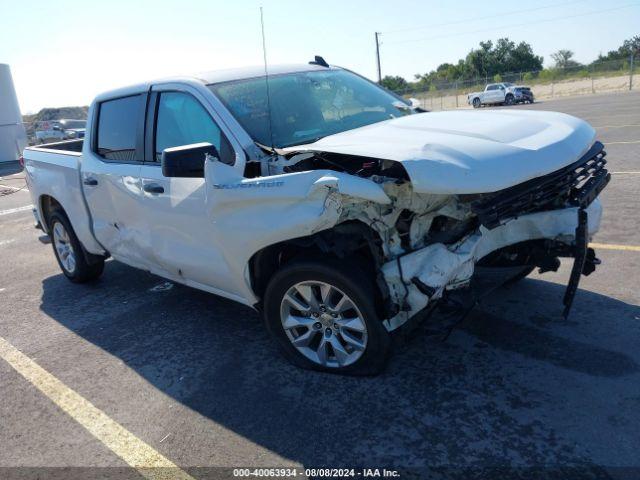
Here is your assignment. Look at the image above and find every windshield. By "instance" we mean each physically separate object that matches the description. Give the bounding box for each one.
[208,69,413,148]
[60,120,86,129]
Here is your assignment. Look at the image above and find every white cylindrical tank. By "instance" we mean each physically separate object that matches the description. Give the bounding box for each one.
[0,64,27,163]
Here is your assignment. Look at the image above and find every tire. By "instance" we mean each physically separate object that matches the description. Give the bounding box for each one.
[263,257,391,375]
[472,97,481,108]
[505,94,515,105]
[49,210,104,283]
[505,265,536,285]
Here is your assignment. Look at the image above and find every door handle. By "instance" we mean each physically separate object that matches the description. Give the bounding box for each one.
[143,183,165,194]
[83,177,98,186]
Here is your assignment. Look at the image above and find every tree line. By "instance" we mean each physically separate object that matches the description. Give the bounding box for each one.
[381,35,640,93]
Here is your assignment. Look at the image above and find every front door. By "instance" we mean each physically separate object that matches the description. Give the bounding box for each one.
[136,87,240,292]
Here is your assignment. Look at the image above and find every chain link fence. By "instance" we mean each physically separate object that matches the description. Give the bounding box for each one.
[392,56,639,111]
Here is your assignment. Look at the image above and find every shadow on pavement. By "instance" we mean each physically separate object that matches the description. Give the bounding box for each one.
[40,260,640,474]
[0,161,23,177]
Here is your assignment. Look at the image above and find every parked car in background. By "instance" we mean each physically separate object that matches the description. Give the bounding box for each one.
[35,119,86,144]
[23,62,608,375]
[467,82,534,108]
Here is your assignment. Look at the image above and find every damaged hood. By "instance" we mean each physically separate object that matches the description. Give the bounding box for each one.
[292,109,596,194]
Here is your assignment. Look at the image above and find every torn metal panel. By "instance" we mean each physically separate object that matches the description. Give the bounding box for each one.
[204,160,393,303]
[381,200,602,330]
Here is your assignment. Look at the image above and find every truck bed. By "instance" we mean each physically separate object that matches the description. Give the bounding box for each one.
[31,139,84,153]
[23,138,104,256]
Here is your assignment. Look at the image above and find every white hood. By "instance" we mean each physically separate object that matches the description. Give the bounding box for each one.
[293,109,596,194]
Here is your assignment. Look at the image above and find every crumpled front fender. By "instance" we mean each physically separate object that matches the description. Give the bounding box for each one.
[203,160,391,304]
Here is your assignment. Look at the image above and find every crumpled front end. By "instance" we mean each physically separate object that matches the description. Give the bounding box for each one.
[372,141,610,329]
[236,127,609,324]
[381,200,603,330]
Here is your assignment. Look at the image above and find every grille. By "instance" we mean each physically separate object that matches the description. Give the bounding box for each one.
[471,141,610,229]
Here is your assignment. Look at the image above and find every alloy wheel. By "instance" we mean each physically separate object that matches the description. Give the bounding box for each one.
[280,281,368,368]
[52,221,76,274]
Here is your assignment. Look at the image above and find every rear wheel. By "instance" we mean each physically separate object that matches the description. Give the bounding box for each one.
[50,210,104,283]
[472,97,481,108]
[263,257,391,375]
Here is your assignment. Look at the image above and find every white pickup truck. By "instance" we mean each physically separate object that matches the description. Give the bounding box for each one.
[468,82,534,108]
[35,119,87,144]
[24,62,609,375]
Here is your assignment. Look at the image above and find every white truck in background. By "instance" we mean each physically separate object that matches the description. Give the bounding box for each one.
[467,82,534,108]
[23,61,608,375]
[35,119,87,144]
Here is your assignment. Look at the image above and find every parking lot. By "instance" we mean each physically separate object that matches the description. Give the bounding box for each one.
[1,91,639,479]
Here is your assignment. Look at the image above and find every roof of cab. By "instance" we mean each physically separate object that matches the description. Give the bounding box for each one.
[93,63,337,103]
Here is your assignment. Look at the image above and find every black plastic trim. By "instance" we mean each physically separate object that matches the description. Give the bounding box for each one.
[472,141,610,229]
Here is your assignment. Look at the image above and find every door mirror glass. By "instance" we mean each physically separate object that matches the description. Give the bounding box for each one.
[161,142,219,178]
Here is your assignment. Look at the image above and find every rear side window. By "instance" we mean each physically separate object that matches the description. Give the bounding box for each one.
[96,95,141,161]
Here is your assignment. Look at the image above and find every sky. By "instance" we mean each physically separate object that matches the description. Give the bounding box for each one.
[0,0,638,113]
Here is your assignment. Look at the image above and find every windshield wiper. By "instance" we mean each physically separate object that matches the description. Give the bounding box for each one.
[254,141,287,156]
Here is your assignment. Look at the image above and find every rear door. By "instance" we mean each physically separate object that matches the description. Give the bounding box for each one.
[135,84,241,291]
[485,85,499,103]
[81,93,149,269]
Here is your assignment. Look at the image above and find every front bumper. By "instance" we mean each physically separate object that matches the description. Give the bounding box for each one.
[381,200,603,330]
[380,142,610,330]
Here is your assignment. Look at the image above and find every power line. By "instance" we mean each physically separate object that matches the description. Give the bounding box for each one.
[386,3,640,45]
[383,0,587,35]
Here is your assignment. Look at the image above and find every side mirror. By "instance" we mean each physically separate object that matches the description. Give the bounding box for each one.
[161,142,219,178]
[409,97,422,109]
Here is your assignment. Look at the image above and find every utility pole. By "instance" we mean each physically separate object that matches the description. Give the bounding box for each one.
[375,32,382,83]
[630,53,635,91]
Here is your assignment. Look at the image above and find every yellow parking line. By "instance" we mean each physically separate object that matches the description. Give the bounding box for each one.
[590,242,640,252]
[0,336,194,480]
[604,140,640,145]
[611,171,640,174]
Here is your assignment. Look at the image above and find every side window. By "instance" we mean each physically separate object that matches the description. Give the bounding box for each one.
[486,85,496,91]
[97,95,141,161]
[154,92,234,165]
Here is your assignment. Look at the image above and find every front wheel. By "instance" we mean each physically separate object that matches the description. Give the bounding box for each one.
[472,97,481,108]
[263,258,391,375]
[505,94,515,105]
